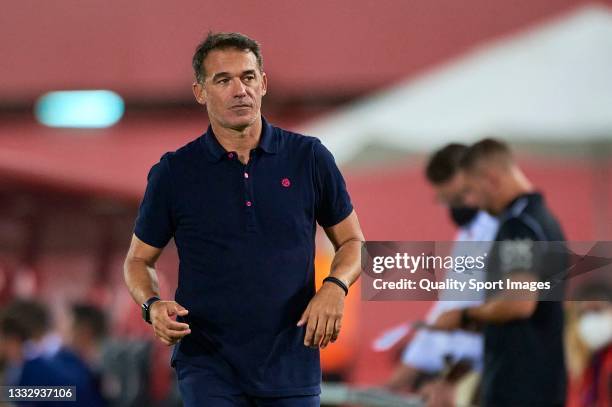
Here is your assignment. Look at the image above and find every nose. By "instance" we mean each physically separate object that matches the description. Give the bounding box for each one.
[231,78,247,98]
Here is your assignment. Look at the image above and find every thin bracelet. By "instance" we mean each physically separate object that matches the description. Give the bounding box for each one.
[323,276,349,296]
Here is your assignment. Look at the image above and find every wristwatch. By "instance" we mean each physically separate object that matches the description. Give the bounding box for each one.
[141,296,161,324]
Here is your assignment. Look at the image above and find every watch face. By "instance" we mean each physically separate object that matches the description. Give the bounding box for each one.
[141,303,149,323]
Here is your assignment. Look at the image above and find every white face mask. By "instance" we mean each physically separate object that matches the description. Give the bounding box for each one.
[578,311,612,352]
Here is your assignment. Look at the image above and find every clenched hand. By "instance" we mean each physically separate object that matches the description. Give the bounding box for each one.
[297,283,345,349]
[150,300,191,346]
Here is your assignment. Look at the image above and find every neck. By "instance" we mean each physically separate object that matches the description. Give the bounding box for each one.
[210,116,262,159]
[494,167,534,214]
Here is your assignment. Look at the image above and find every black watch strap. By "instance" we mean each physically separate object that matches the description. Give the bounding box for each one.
[142,296,161,324]
[323,277,349,296]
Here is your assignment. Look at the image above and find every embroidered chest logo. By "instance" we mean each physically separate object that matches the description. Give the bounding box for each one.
[281,178,291,188]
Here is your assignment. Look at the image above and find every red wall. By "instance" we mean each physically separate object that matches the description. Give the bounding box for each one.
[0,0,592,102]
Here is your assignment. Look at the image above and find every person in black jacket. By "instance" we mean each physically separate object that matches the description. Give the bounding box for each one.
[432,138,567,407]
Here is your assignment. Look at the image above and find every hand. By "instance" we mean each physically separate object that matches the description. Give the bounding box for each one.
[430,309,462,331]
[419,378,455,407]
[297,282,345,349]
[149,300,191,346]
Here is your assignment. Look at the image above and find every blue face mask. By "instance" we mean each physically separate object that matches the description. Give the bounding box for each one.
[449,206,479,227]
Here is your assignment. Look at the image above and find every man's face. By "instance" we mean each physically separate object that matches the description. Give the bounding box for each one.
[193,48,267,131]
[434,171,468,207]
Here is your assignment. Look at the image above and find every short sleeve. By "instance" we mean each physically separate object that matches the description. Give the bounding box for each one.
[134,155,175,248]
[491,218,543,280]
[313,140,353,228]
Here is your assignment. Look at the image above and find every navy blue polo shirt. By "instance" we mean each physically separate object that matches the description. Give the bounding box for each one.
[134,117,353,397]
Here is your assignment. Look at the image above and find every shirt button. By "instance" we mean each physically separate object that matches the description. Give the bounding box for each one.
[228,152,234,159]
[246,201,252,207]
[244,172,249,179]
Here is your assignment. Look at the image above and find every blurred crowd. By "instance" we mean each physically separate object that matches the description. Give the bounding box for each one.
[0,299,181,407]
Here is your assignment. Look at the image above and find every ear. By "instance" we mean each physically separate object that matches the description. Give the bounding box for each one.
[192,81,206,106]
[261,71,267,97]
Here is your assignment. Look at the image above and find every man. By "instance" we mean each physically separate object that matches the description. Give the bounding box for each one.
[386,144,498,397]
[53,304,108,407]
[63,304,107,373]
[0,299,62,386]
[123,32,363,406]
[433,139,567,406]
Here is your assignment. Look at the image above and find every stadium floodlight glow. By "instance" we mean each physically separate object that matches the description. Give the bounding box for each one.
[35,90,125,128]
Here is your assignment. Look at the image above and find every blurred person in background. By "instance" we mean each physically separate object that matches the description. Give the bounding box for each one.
[0,299,63,387]
[0,300,31,386]
[432,138,568,406]
[63,304,107,374]
[53,303,108,406]
[0,300,106,406]
[566,281,612,407]
[124,32,363,406]
[0,299,70,407]
[385,144,498,406]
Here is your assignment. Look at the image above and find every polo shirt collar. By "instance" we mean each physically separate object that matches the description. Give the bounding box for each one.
[498,191,542,222]
[258,116,277,154]
[201,116,277,162]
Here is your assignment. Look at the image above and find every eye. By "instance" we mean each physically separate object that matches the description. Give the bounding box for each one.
[217,78,229,84]
[243,75,255,81]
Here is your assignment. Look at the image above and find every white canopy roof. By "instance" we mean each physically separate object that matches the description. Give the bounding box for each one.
[301,5,612,164]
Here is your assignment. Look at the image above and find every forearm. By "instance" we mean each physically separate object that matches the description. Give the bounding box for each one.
[328,239,362,288]
[123,258,161,306]
[466,273,538,323]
